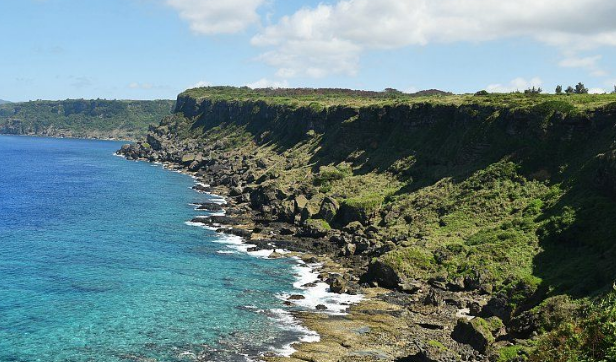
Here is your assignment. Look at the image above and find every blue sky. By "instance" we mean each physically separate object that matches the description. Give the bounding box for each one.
[1,0,616,101]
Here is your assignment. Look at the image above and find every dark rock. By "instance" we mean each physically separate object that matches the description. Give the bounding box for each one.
[192,184,211,193]
[480,296,513,321]
[363,260,401,289]
[318,197,339,223]
[195,202,224,211]
[288,294,306,300]
[399,279,422,294]
[228,228,252,239]
[423,289,444,307]
[451,317,495,353]
[229,186,244,196]
[509,310,541,338]
[315,304,328,311]
[327,274,348,294]
[279,227,296,235]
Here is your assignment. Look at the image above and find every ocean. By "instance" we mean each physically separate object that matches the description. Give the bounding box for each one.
[0,135,338,362]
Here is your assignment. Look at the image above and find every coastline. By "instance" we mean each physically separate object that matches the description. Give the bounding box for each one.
[117,135,496,361]
[0,132,134,142]
[128,157,377,360]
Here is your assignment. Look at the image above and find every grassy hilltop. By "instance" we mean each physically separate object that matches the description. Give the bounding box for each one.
[133,87,616,361]
[0,99,175,140]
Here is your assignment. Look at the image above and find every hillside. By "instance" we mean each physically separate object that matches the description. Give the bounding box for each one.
[0,99,174,140]
[120,87,616,361]
[0,99,10,105]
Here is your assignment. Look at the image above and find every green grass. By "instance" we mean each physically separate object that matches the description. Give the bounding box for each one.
[150,87,616,361]
[180,86,616,110]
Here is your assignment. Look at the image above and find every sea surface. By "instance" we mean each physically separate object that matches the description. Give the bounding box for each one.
[0,135,314,362]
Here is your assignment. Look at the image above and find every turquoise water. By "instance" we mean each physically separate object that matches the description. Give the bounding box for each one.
[0,135,303,362]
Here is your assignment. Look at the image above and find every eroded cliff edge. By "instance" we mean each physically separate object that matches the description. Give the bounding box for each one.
[120,87,616,361]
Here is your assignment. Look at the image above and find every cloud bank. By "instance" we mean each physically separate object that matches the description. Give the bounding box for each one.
[165,0,616,82]
[252,0,616,78]
[166,0,265,35]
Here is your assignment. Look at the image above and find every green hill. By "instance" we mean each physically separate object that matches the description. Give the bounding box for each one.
[122,87,616,361]
[0,99,174,140]
[0,99,10,105]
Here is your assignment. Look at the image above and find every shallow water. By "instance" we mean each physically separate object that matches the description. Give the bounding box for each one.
[0,135,305,361]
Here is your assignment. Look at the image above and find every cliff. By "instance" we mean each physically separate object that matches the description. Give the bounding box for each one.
[0,99,174,140]
[120,87,616,361]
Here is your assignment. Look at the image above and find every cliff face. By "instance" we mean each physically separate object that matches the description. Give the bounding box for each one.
[121,91,616,360]
[0,99,175,140]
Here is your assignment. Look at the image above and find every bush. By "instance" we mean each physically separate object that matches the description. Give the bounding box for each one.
[531,292,616,362]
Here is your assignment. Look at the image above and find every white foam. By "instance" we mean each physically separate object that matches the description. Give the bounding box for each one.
[216,250,237,255]
[207,196,227,205]
[267,308,320,357]
[280,259,363,315]
[247,249,274,258]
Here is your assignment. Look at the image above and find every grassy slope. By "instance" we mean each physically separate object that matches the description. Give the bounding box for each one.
[0,99,175,139]
[168,87,616,360]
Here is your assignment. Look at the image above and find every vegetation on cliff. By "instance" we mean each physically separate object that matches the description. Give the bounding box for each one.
[124,87,616,360]
[0,99,174,139]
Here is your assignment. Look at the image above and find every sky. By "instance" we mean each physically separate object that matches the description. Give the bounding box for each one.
[2,0,616,101]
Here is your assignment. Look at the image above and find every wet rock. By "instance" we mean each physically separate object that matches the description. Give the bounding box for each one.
[194,202,224,212]
[228,228,252,238]
[192,184,211,193]
[268,251,284,259]
[289,294,306,300]
[315,304,328,311]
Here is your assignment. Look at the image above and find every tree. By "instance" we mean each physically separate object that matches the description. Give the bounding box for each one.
[612,85,616,94]
[575,82,589,94]
[524,86,542,95]
[555,85,563,95]
[565,86,575,95]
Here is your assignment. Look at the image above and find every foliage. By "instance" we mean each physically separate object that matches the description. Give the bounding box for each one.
[0,99,174,139]
[531,292,616,362]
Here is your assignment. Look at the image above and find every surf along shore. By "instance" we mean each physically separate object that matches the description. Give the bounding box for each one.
[115,155,482,362]
[116,87,616,361]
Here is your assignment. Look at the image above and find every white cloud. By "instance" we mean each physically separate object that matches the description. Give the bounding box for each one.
[559,55,607,77]
[189,80,211,89]
[246,78,289,89]
[129,82,154,90]
[252,0,616,78]
[166,0,265,35]
[486,77,543,93]
[589,87,607,94]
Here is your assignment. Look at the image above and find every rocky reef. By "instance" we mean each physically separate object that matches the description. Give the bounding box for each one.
[119,87,616,361]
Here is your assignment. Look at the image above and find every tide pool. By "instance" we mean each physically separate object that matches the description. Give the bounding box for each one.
[0,135,304,362]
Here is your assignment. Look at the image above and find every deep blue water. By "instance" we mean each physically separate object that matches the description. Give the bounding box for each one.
[0,135,302,362]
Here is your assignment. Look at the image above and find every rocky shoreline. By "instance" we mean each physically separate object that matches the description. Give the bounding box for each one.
[118,140,520,362]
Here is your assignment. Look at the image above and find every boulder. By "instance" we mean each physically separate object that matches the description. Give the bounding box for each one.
[318,197,340,223]
[364,259,402,289]
[294,195,309,211]
[327,274,348,294]
[451,317,496,353]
